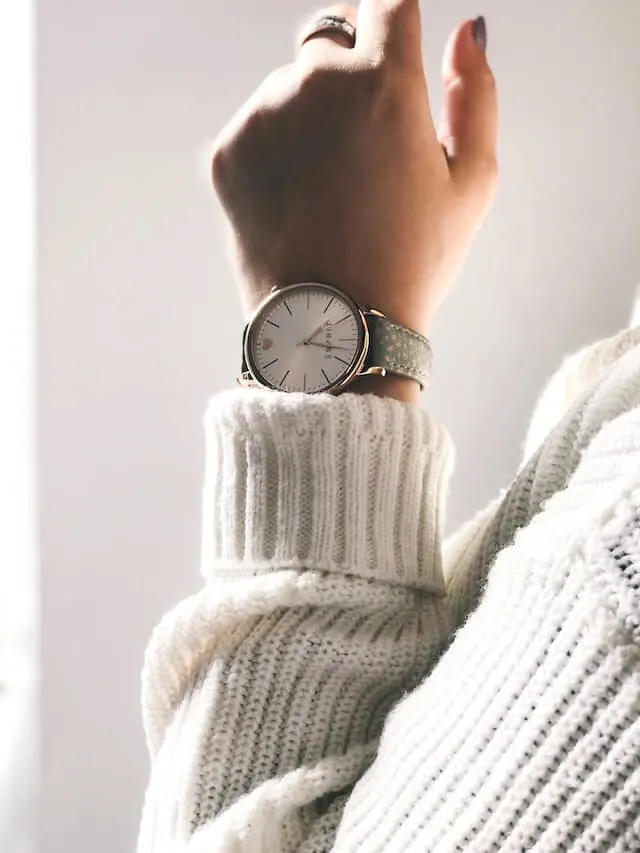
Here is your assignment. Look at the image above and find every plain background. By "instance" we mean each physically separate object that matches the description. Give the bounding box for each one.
[36,1,640,851]
[1,4,37,853]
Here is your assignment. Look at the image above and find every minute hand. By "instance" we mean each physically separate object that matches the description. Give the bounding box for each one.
[303,320,329,344]
[303,341,352,351]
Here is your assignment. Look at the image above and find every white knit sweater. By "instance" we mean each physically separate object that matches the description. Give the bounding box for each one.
[137,317,640,853]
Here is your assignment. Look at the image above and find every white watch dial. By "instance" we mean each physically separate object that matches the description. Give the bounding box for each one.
[247,284,365,393]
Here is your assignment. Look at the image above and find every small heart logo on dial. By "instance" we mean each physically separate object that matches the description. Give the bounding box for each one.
[262,338,274,350]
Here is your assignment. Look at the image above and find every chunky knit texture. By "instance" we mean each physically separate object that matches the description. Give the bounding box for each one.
[138,323,640,853]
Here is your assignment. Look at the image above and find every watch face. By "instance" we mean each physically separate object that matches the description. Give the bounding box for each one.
[245,283,367,393]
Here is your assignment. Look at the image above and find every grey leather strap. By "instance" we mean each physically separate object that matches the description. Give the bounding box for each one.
[364,312,432,390]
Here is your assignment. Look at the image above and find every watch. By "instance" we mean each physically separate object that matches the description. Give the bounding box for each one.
[237,282,432,395]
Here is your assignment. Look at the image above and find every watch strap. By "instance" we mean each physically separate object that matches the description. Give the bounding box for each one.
[363,312,432,390]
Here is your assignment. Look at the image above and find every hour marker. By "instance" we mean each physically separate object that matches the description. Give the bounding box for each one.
[321,368,330,384]
[263,358,278,369]
[267,319,280,328]
[334,315,350,325]
[323,297,334,314]
[279,369,290,387]
[303,373,307,391]
[307,293,310,310]
[339,338,356,342]
[334,355,350,366]
[283,300,293,316]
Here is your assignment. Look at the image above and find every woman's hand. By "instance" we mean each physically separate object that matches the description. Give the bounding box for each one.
[211,1,498,340]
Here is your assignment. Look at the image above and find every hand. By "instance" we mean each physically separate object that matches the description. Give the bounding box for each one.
[211,2,498,340]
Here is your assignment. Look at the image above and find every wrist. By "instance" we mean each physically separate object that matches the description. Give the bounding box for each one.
[344,374,422,405]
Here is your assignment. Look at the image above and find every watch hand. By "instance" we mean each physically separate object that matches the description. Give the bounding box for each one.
[303,320,330,345]
[301,341,352,351]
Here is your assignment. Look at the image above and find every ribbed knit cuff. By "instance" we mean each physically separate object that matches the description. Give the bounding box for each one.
[200,389,454,592]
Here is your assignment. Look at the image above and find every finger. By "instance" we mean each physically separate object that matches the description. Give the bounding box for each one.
[296,5,358,57]
[438,17,498,194]
[356,0,423,69]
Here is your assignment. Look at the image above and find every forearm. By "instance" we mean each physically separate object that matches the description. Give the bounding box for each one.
[138,389,454,852]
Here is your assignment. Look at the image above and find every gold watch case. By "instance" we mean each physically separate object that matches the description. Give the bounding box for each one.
[238,282,388,394]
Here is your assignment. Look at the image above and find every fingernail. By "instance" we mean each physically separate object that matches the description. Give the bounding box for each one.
[472,16,487,53]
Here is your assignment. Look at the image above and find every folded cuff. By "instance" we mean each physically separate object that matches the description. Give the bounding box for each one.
[201,389,454,592]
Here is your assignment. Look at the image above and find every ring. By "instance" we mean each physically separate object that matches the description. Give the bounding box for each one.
[299,15,356,49]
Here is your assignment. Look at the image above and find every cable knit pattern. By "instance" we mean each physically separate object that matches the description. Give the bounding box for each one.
[522,326,640,463]
[138,393,454,852]
[444,327,640,629]
[138,324,640,853]
[334,405,640,852]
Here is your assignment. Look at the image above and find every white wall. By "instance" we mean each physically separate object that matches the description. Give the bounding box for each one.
[2,5,37,853]
[38,1,640,851]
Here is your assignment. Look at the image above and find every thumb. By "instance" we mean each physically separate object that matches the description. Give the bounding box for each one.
[438,17,498,194]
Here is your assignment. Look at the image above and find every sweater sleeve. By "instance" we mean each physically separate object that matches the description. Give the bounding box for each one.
[136,388,454,853]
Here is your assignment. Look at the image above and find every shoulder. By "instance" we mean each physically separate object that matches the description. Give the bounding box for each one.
[444,331,640,628]
[522,324,640,464]
[568,401,640,500]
